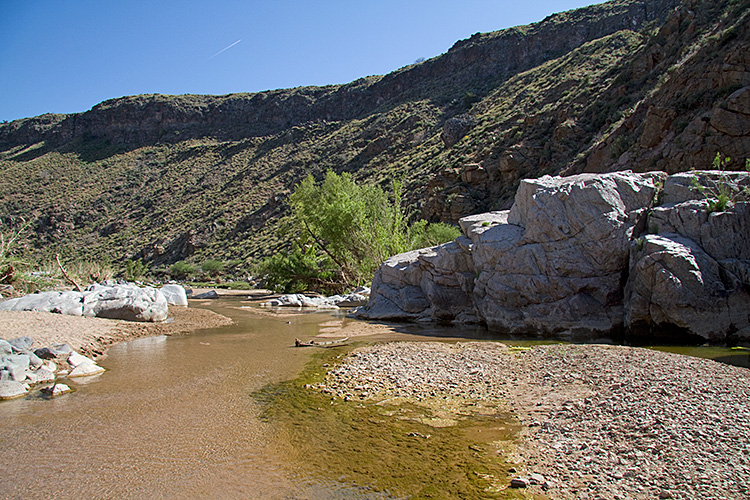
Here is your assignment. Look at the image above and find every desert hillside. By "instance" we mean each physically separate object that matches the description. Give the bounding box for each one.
[0,0,747,273]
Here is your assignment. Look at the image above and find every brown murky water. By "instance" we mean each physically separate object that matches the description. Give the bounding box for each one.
[0,300,357,499]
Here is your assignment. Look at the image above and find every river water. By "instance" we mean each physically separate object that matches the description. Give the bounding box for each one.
[1,298,747,499]
[0,299,487,499]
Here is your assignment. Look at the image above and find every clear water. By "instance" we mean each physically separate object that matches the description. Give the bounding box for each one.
[0,297,745,499]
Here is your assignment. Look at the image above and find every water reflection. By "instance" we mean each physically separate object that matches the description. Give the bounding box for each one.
[0,297,745,500]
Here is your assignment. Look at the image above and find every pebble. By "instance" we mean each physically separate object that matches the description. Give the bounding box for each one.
[315,342,750,500]
[0,336,105,401]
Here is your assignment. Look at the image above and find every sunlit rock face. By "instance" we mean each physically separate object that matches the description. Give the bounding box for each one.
[361,170,750,342]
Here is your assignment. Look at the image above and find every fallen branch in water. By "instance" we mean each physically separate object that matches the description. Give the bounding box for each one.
[294,337,350,348]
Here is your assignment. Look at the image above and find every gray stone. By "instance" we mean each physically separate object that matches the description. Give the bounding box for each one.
[362,171,662,335]
[510,478,530,488]
[7,336,33,352]
[649,201,750,271]
[0,339,13,355]
[67,352,95,368]
[662,171,750,206]
[0,380,27,400]
[26,351,43,369]
[34,347,59,360]
[332,293,368,308]
[0,291,85,316]
[528,473,546,485]
[2,354,31,371]
[192,290,219,299]
[0,284,169,322]
[33,368,55,384]
[82,284,168,322]
[625,233,750,340]
[68,362,105,378]
[160,284,189,306]
[360,170,748,341]
[51,343,72,354]
[41,383,71,397]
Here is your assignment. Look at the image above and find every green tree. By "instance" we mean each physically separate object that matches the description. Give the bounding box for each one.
[124,258,147,282]
[259,170,461,293]
[201,259,224,278]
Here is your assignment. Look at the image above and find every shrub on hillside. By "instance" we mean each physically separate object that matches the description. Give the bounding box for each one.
[169,260,196,280]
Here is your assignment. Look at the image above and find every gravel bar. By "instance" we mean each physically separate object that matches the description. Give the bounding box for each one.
[316,342,750,499]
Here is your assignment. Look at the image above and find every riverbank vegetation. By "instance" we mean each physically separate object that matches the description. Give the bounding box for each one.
[257,171,460,293]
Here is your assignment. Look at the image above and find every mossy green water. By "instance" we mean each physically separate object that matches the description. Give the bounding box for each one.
[254,347,539,499]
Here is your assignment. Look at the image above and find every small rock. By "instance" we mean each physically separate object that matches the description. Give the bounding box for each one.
[7,367,25,382]
[68,362,105,378]
[26,351,43,369]
[510,478,530,488]
[34,347,59,360]
[33,368,55,383]
[41,384,71,397]
[7,336,33,352]
[0,380,28,400]
[51,343,72,354]
[1,354,30,371]
[0,339,13,355]
[67,352,95,367]
[529,473,546,485]
[193,290,219,299]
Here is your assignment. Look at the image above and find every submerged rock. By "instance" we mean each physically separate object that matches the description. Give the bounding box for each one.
[40,384,71,397]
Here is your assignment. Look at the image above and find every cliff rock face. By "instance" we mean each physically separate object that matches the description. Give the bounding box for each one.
[0,0,746,271]
[360,171,750,342]
[0,0,678,149]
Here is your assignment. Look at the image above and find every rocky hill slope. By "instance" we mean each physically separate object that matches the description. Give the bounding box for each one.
[0,0,747,273]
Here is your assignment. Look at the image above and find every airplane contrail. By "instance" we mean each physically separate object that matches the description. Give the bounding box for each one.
[209,39,241,60]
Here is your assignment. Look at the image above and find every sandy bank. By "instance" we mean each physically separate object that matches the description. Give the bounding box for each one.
[318,342,750,500]
[0,301,233,359]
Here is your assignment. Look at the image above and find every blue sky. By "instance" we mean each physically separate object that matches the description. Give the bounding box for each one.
[0,0,598,122]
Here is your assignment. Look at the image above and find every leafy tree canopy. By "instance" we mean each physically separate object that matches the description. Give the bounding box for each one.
[258,170,460,293]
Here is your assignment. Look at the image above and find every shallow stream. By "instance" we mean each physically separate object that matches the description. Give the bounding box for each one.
[0,297,746,499]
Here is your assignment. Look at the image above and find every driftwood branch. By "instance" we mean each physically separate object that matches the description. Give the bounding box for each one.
[55,254,83,292]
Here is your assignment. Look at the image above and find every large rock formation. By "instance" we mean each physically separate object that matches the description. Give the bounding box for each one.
[360,170,750,342]
[625,172,750,341]
[0,283,169,322]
